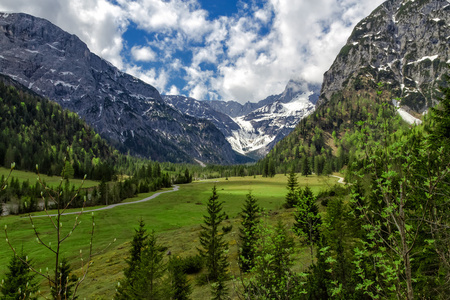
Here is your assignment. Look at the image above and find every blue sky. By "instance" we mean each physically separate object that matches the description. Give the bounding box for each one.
[0,0,384,103]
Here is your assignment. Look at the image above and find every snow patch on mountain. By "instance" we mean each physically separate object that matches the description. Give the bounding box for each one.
[227,92,315,156]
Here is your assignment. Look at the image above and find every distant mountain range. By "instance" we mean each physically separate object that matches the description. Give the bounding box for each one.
[0,12,240,165]
[164,80,319,159]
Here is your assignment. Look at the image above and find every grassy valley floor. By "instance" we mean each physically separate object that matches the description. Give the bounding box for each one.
[0,173,342,299]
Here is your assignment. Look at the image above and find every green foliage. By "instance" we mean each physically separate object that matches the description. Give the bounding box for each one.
[198,186,229,283]
[0,78,117,180]
[238,193,261,273]
[284,169,299,208]
[429,72,450,145]
[293,187,321,262]
[51,258,77,300]
[116,227,166,300]
[168,257,192,300]
[177,255,204,275]
[240,219,303,299]
[0,252,38,300]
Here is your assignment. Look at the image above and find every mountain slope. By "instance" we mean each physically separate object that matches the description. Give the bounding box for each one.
[165,80,319,159]
[0,74,117,179]
[319,0,450,113]
[227,80,318,158]
[259,0,449,173]
[0,12,238,164]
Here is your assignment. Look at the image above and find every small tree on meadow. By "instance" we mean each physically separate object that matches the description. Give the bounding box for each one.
[238,192,260,273]
[198,186,229,298]
[285,168,299,208]
[0,251,39,300]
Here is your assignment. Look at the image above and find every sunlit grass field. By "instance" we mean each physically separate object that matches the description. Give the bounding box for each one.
[0,173,341,299]
[0,166,100,189]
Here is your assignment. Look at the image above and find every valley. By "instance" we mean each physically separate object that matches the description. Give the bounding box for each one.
[0,0,449,299]
[0,173,341,299]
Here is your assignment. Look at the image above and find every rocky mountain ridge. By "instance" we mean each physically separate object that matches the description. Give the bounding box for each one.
[164,80,319,159]
[319,0,450,113]
[0,12,239,164]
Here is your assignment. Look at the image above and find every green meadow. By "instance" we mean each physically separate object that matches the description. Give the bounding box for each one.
[0,166,100,189]
[0,173,341,299]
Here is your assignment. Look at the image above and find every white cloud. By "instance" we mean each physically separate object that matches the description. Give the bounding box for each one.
[131,45,156,62]
[0,0,386,103]
[168,85,180,95]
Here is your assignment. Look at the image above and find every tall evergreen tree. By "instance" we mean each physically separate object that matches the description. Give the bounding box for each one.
[301,156,311,176]
[198,186,229,284]
[116,219,148,299]
[133,231,166,300]
[285,168,299,208]
[238,193,261,273]
[0,252,38,300]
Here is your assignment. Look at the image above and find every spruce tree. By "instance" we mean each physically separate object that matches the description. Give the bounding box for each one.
[0,252,38,300]
[285,168,299,208]
[198,186,229,283]
[301,156,311,176]
[238,193,260,273]
[51,258,77,300]
[116,220,148,299]
[168,257,191,300]
[133,231,166,300]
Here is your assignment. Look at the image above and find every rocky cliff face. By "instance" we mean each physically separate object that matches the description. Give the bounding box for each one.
[0,12,238,164]
[319,0,449,113]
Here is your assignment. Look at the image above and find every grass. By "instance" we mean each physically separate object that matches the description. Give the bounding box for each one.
[0,167,100,189]
[0,173,341,299]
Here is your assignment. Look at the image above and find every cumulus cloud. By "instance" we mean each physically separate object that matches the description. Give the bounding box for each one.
[0,0,385,103]
[131,45,157,62]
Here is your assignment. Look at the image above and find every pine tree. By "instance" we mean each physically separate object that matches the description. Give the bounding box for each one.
[51,258,77,300]
[116,220,148,299]
[133,231,166,300]
[0,252,38,300]
[238,193,260,273]
[198,186,229,284]
[285,168,299,208]
[168,257,191,300]
[301,156,311,176]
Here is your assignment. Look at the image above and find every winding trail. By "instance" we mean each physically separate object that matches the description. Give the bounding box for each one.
[330,175,346,184]
[30,185,180,218]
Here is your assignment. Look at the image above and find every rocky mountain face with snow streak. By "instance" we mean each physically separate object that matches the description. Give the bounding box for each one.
[164,80,319,159]
[319,0,449,113]
[0,12,239,164]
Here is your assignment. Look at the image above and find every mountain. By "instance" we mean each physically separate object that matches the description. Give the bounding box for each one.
[163,95,241,138]
[0,74,117,180]
[319,0,449,113]
[164,80,319,159]
[258,0,449,174]
[0,12,239,165]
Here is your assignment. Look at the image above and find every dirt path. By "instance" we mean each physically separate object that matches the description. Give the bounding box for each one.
[330,175,346,184]
[30,185,180,218]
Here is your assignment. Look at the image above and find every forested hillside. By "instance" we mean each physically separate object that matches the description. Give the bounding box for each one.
[0,75,117,180]
[257,84,410,177]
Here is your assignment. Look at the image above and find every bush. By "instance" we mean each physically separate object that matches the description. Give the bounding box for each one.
[180,255,203,274]
[222,225,233,234]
